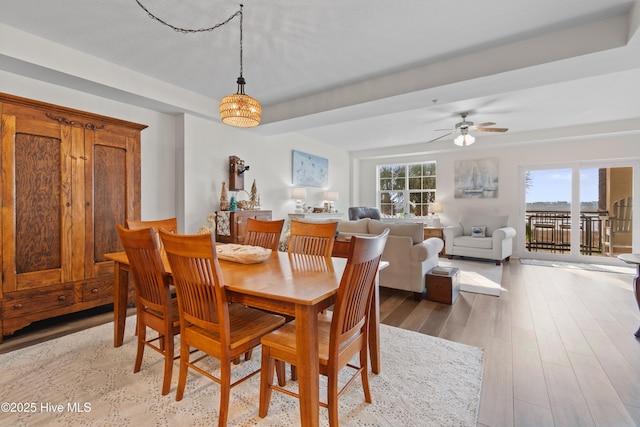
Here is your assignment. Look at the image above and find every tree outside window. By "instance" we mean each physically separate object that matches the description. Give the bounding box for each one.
[378,162,436,217]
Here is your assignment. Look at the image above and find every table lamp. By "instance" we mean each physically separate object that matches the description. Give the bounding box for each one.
[324,191,338,213]
[291,187,307,213]
[428,202,443,227]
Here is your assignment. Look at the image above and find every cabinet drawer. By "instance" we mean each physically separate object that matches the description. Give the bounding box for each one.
[81,278,114,302]
[2,285,75,319]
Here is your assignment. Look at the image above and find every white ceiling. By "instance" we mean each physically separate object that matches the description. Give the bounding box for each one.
[1,0,639,152]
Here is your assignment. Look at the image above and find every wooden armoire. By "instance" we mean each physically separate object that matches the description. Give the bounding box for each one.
[0,93,146,342]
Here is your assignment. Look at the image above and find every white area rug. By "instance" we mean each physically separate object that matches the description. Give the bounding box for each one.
[0,316,484,426]
[439,258,503,297]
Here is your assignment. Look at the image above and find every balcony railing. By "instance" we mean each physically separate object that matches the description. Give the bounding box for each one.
[526,210,604,255]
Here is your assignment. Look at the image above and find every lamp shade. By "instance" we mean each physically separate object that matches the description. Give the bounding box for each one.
[324,191,338,202]
[429,202,443,214]
[291,187,307,199]
[219,93,262,128]
[454,134,475,147]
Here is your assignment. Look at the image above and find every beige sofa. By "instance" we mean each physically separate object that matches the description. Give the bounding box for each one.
[443,214,516,265]
[336,219,444,298]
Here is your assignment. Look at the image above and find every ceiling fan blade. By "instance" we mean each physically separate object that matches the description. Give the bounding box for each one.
[476,127,508,132]
[426,132,453,143]
[474,122,495,127]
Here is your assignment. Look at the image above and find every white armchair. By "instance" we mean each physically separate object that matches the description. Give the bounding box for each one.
[444,214,516,265]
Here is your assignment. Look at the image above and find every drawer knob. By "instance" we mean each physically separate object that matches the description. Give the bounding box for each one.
[13,303,23,309]
[91,288,98,293]
[58,295,66,301]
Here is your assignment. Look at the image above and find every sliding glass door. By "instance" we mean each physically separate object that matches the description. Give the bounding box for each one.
[522,163,634,261]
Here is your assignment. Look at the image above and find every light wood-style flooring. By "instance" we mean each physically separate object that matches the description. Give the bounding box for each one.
[379,260,640,426]
[1,260,639,426]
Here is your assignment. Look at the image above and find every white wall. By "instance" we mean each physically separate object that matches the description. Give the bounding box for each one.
[178,114,350,233]
[1,71,350,234]
[352,134,640,259]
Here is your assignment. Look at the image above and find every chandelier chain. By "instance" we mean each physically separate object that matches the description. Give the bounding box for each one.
[239,6,243,77]
[135,1,242,35]
[135,1,260,127]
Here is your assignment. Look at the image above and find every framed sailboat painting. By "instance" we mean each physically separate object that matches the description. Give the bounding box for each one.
[454,158,498,199]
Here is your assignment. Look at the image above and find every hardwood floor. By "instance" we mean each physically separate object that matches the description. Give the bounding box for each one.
[379,260,640,426]
[1,260,639,425]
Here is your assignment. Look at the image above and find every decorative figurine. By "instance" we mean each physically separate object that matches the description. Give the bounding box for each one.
[220,181,229,211]
[229,196,237,212]
[250,179,258,210]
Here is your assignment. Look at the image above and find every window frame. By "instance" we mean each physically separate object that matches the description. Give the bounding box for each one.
[376,161,437,217]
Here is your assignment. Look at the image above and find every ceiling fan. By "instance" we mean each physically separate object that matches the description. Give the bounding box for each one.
[427,112,508,146]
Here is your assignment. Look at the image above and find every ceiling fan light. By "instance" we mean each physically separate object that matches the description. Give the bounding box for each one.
[454,134,475,147]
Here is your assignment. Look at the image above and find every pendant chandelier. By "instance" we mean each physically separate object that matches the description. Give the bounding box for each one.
[135,2,262,128]
[219,5,262,128]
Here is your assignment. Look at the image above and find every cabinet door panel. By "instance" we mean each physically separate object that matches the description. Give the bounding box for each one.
[84,131,134,278]
[15,133,62,274]
[2,115,72,292]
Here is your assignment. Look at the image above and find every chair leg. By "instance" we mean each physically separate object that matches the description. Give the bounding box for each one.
[161,333,174,396]
[275,361,287,387]
[291,364,298,381]
[360,348,372,403]
[245,349,253,361]
[218,359,231,427]
[259,345,274,418]
[134,319,145,373]
[327,367,340,427]
[175,341,190,401]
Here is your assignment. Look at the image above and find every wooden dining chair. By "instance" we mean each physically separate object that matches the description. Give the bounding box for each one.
[126,217,178,248]
[158,229,286,427]
[259,229,389,426]
[244,218,285,251]
[281,219,339,382]
[240,217,286,362]
[116,224,179,396]
[288,220,338,257]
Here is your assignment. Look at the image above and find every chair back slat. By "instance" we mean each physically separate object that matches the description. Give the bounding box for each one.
[330,229,389,357]
[288,253,334,272]
[288,220,337,257]
[116,225,169,313]
[244,218,284,251]
[159,231,229,336]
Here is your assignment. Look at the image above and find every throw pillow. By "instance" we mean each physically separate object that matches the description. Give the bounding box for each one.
[471,226,486,238]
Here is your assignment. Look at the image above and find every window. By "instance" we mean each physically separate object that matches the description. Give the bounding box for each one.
[377,162,436,217]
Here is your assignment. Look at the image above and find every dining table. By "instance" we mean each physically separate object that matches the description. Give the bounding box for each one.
[104,249,386,427]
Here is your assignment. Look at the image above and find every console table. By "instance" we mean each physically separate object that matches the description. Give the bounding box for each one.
[288,212,345,221]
